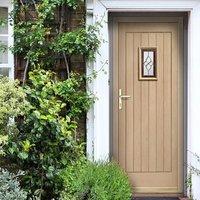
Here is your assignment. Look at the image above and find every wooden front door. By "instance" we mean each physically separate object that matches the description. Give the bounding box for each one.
[112,18,184,195]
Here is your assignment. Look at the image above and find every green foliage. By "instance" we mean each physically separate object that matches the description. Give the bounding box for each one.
[3,0,101,199]
[55,73,95,119]
[59,161,132,200]
[35,0,76,21]
[0,168,27,200]
[4,70,94,199]
[13,21,50,65]
[0,77,28,151]
[41,0,82,10]
[53,25,100,60]
[12,0,100,70]
[0,76,28,155]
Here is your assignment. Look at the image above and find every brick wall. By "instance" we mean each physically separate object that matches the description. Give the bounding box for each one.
[15,3,86,80]
[14,2,86,139]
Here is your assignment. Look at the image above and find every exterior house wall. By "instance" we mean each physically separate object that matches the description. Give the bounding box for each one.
[86,0,200,198]
[13,3,87,138]
[15,4,86,81]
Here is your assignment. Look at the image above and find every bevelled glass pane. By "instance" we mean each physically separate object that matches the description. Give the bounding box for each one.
[0,36,8,64]
[143,51,155,76]
[0,68,9,77]
[0,7,8,34]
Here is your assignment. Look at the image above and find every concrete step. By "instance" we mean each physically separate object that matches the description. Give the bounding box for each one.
[133,198,179,200]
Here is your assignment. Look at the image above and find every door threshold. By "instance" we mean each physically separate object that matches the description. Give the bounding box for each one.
[132,197,189,200]
[134,194,182,197]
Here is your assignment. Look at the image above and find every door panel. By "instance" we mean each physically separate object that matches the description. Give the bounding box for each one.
[112,19,184,195]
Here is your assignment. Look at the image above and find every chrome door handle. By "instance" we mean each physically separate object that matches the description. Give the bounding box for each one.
[119,89,131,110]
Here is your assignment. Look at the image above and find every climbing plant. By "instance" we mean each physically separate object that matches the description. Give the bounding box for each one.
[11,0,100,83]
[0,0,101,199]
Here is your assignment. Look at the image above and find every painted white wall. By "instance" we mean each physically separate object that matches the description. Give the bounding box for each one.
[86,0,110,161]
[91,0,110,161]
[86,9,95,161]
[188,4,200,198]
[86,0,200,198]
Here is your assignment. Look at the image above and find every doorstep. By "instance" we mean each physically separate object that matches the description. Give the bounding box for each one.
[133,198,189,200]
[179,198,189,200]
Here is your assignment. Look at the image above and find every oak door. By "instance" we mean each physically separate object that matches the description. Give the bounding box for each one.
[112,18,184,195]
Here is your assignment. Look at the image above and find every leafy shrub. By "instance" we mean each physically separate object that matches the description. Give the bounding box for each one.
[4,70,94,199]
[0,168,27,200]
[0,76,27,133]
[0,77,28,155]
[59,161,132,200]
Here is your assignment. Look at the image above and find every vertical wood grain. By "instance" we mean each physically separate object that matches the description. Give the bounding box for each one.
[113,20,183,194]
[171,27,179,186]
[133,33,142,172]
[126,33,134,172]
[156,33,164,172]
[141,33,149,172]
[163,32,172,172]
[148,33,157,172]
[118,24,126,169]
[178,21,184,191]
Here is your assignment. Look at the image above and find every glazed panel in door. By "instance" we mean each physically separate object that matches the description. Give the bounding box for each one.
[112,20,184,194]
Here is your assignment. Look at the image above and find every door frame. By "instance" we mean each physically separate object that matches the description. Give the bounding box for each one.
[86,0,200,198]
[110,15,186,196]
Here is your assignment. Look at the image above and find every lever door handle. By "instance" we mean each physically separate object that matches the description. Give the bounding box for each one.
[119,89,131,110]
[120,95,131,99]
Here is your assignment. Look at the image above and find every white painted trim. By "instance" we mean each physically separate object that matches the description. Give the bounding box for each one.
[187,5,200,199]
[86,9,95,161]
[8,2,14,79]
[0,0,14,79]
[89,0,110,161]
[100,0,198,11]
[86,0,200,198]
[0,0,11,7]
[0,64,9,68]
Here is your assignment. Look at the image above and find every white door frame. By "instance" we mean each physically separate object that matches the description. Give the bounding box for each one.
[86,0,200,198]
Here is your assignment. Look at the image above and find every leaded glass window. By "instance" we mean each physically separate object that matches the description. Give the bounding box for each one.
[139,47,157,81]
